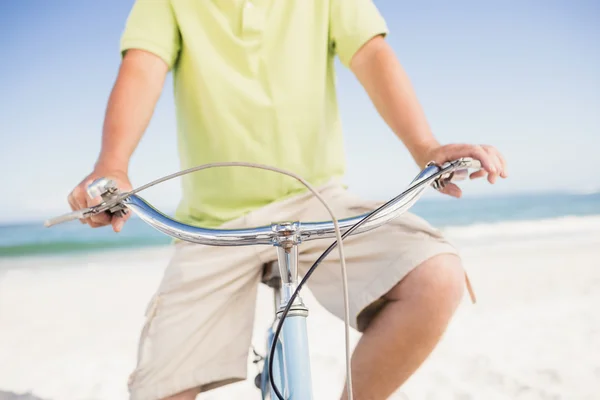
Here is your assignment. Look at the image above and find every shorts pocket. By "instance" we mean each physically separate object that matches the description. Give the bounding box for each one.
[128,293,162,390]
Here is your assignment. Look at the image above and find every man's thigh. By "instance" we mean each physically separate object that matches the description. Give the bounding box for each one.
[295,187,461,332]
[128,238,264,400]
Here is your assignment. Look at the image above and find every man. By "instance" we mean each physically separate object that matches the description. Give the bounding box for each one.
[68,0,507,399]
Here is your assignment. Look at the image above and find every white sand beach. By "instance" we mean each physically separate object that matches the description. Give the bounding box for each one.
[1,216,599,400]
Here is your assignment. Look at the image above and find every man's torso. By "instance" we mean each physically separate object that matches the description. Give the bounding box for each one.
[120,0,388,227]
[171,0,345,227]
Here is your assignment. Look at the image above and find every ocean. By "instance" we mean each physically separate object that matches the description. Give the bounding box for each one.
[1,191,599,258]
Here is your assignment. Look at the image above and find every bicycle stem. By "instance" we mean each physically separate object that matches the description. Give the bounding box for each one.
[273,223,307,314]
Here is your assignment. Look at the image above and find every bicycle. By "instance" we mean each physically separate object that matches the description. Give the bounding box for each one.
[45,157,481,400]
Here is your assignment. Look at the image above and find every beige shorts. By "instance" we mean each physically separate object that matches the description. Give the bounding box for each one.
[127,180,466,400]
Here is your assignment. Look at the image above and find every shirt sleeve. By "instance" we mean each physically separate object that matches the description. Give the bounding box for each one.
[119,0,181,70]
[329,0,389,67]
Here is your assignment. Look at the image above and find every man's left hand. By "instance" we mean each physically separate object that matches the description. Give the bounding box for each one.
[417,144,508,198]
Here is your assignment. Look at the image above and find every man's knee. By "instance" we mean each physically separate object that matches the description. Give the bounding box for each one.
[386,253,466,315]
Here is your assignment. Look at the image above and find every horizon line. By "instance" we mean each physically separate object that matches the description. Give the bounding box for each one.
[1,187,598,227]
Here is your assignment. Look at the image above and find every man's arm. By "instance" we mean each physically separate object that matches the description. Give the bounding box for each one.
[349,36,507,197]
[68,49,168,231]
[97,49,169,173]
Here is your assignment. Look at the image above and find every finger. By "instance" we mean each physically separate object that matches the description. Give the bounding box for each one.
[81,180,113,226]
[482,148,499,184]
[83,179,105,208]
[67,193,77,211]
[87,196,112,226]
[112,210,131,233]
[80,178,103,204]
[439,183,462,198]
[485,145,508,178]
[438,144,495,176]
[90,212,112,226]
[68,193,86,224]
[71,186,95,224]
[86,193,104,207]
[72,184,89,207]
[470,170,487,180]
[482,145,502,184]
[73,191,94,225]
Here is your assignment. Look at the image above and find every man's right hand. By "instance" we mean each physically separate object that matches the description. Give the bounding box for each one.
[68,169,133,232]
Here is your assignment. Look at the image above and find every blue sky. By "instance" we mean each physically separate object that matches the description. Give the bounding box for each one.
[0,1,598,223]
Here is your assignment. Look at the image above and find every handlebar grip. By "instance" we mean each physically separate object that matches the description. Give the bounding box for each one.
[434,158,483,189]
[44,210,86,227]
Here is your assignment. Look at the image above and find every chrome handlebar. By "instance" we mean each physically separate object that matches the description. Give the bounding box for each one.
[45,158,481,246]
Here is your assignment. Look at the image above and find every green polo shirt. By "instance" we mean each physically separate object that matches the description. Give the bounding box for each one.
[120,0,388,227]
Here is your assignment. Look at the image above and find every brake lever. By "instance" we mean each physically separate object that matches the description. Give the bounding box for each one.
[44,178,130,227]
[86,177,129,218]
[431,157,481,190]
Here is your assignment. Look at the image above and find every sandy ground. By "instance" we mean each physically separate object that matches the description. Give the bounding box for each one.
[1,217,599,399]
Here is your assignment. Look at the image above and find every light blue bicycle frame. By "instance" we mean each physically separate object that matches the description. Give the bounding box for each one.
[259,231,314,399]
